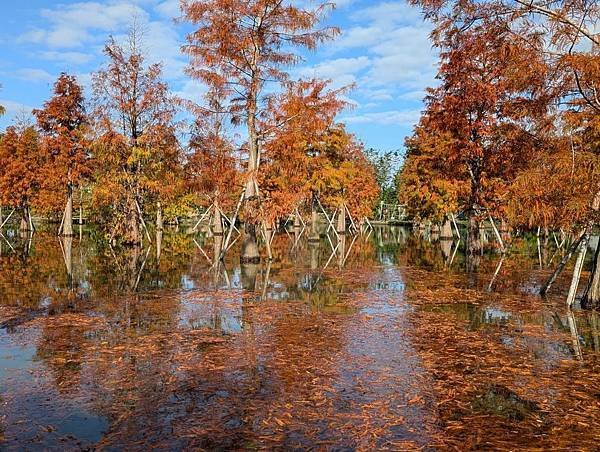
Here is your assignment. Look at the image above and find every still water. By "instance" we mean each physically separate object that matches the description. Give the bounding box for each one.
[0,225,599,450]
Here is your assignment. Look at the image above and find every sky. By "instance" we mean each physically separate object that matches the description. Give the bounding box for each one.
[0,0,438,151]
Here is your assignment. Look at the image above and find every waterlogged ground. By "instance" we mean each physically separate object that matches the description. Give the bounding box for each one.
[0,225,599,450]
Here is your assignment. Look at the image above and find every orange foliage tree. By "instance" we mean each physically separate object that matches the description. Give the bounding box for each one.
[397,19,549,253]
[307,126,379,228]
[181,0,339,261]
[34,73,90,235]
[412,0,600,303]
[186,96,240,233]
[0,125,44,231]
[259,79,351,224]
[398,125,463,225]
[91,33,179,245]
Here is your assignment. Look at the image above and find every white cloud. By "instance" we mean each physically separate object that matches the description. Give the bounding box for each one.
[298,56,370,88]
[15,68,54,83]
[343,109,422,126]
[40,51,95,65]
[174,79,208,105]
[315,0,436,135]
[0,99,35,119]
[20,1,148,48]
[398,90,427,101]
[359,88,394,102]
[155,0,181,18]
[17,0,187,85]
[354,1,423,25]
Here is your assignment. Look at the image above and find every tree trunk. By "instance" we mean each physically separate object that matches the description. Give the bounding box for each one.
[293,210,301,229]
[156,229,163,262]
[125,195,141,246]
[213,233,223,268]
[583,240,600,309]
[241,79,260,262]
[241,223,260,263]
[20,206,31,232]
[264,223,273,259]
[336,204,346,234]
[0,207,3,228]
[126,246,141,292]
[440,219,453,240]
[156,201,163,231]
[212,204,223,235]
[240,259,259,291]
[62,184,74,236]
[61,236,73,281]
[337,233,346,268]
[441,238,452,261]
[309,241,319,270]
[309,200,320,242]
[467,213,481,255]
[79,188,83,225]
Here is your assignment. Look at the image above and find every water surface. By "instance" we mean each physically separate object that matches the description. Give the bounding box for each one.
[0,225,599,449]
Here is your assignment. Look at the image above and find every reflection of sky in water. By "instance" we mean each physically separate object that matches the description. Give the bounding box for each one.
[0,330,37,381]
[177,296,243,334]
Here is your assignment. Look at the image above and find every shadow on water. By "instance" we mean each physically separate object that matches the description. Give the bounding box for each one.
[0,224,599,448]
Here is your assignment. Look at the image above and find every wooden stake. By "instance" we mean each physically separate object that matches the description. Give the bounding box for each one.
[541,231,587,296]
[28,209,35,232]
[450,213,461,239]
[487,257,504,292]
[192,204,214,232]
[567,234,589,307]
[316,197,339,238]
[345,204,358,233]
[135,200,151,242]
[489,214,505,252]
[58,203,67,236]
[220,189,245,261]
[0,208,15,230]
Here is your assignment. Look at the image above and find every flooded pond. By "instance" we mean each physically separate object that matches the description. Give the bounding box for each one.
[1,225,599,450]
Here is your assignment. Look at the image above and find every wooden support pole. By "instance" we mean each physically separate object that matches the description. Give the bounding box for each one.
[345,204,358,233]
[316,197,339,239]
[135,199,151,242]
[567,235,589,307]
[450,213,461,239]
[540,232,587,296]
[192,204,214,232]
[489,214,505,252]
[0,208,15,230]
[220,189,245,261]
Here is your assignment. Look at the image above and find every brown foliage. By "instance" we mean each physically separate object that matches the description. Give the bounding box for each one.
[91,33,181,243]
[33,73,90,216]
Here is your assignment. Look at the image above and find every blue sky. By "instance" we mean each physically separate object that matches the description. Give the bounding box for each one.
[0,0,437,151]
